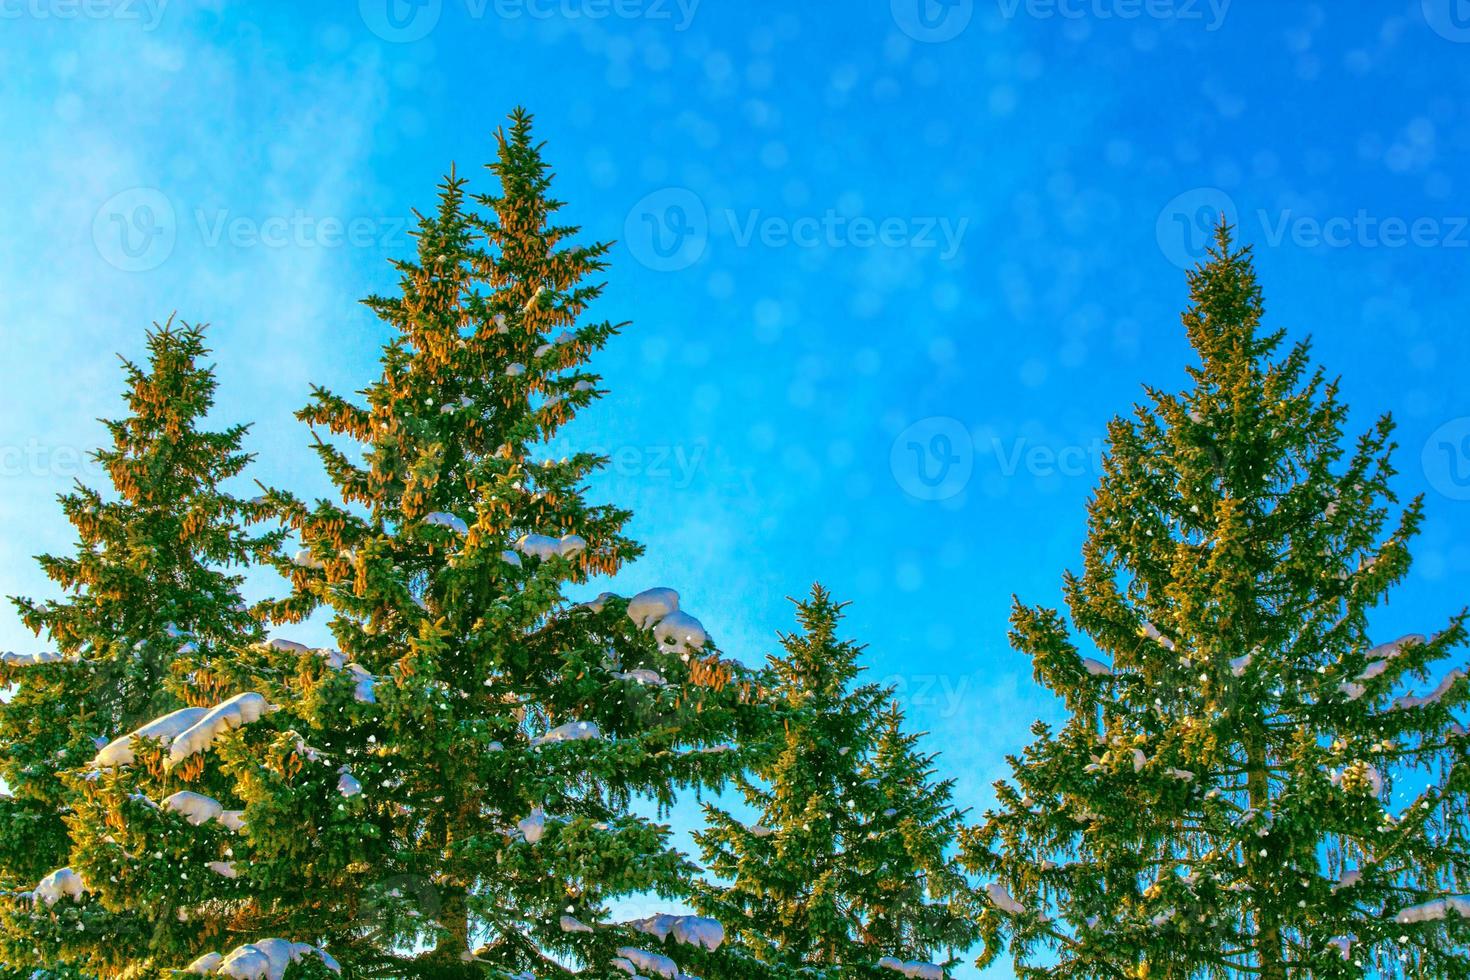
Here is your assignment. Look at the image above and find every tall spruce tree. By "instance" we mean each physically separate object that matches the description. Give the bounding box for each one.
[962,225,1470,978]
[43,110,758,979]
[694,586,978,979]
[0,322,273,976]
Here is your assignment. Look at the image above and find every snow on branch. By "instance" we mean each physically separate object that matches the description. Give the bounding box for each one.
[183,938,341,978]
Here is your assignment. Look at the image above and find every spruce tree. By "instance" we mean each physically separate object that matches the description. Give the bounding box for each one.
[962,225,1470,978]
[50,110,758,979]
[694,586,978,979]
[0,322,273,976]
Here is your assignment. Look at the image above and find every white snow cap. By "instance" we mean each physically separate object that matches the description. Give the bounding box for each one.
[1395,896,1470,924]
[287,644,375,703]
[560,915,595,933]
[878,957,946,979]
[578,591,618,613]
[653,611,708,656]
[531,720,602,747]
[167,693,273,768]
[424,511,469,535]
[34,867,86,906]
[93,705,209,767]
[1394,669,1465,710]
[1141,621,1176,652]
[0,650,67,666]
[1344,633,1428,698]
[184,951,225,974]
[614,947,679,979]
[516,532,587,560]
[625,913,725,951]
[163,791,224,826]
[518,807,547,844]
[986,882,1025,915]
[207,861,238,879]
[337,767,362,798]
[627,588,679,629]
[1081,657,1112,677]
[671,915,724,951]
[611,667,668,687]
[218,810,248,833]
[205,939,341,979]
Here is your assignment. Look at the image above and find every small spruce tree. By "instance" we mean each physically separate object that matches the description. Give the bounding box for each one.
[694,586,978,979]
[0,322,273,976]
[962,225,1470,979]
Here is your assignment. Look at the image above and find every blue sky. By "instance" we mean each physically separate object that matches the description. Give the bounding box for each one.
[2,2,1469,975]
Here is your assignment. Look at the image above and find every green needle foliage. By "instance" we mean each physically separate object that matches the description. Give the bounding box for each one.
[35,110,760,980]
[0,322,273,976]
[963,225,1470,979]
[695,586,979,979]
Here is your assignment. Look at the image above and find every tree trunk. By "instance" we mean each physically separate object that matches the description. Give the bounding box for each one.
[1245,732,1286,980]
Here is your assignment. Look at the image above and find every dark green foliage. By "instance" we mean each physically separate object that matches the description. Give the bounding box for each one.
[963,225,1470,979]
